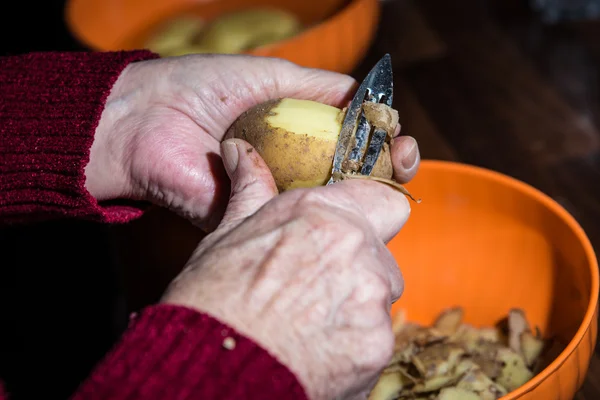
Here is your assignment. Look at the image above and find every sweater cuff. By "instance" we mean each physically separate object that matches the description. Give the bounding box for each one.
[71,304,308,400]
[0,50,159,225]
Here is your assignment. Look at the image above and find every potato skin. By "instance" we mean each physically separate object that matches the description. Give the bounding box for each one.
[228,98,394,192]
[372,142,393,181]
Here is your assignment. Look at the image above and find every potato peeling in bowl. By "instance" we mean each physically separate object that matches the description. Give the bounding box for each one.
[368,307,555,400]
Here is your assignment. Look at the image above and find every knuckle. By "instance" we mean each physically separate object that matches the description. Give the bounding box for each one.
[292,191,337,223]
[358,325,395,370]
[271,56,298,69]
[293,191,361,228]
[362,270,392,303]
[382,251,404,302]
[293,189,329,212]
[287,189,374,247]
[372,186,410,220]
[340,226,368,247]
[233,174,262,195]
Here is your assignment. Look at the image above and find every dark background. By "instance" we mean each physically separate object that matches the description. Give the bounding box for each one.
[0,3,211,397]
[0,1,129,399]
[1,0,600,399]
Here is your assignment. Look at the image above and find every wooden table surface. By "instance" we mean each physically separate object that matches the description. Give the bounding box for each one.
[353,0,600,397]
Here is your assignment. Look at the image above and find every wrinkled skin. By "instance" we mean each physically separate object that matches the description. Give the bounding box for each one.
[87,54,420,231]
[86,53,422,399]
[161,138,412,400]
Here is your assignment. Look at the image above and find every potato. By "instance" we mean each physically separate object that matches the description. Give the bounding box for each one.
[145,8,301,57]
[160,45,211,57]
[145,16,205,55]
[196,9,302,54]
[228,98,395,193]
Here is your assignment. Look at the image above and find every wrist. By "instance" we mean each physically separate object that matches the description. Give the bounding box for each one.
[160,292,317,399]
[85,63,136,201]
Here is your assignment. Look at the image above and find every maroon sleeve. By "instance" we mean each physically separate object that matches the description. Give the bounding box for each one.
[70,304,308,400]
[0,50,158,225]
[0,51,309,399]
[0,304,308,400]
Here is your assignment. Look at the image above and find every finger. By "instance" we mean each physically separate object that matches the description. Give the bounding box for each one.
[312,179,411,244]
[190,55,358,139]
[218,138,279,232]
[282,63,358,107]
[355,229,404,304]
[378,244,404,303]
[390,135,420,184]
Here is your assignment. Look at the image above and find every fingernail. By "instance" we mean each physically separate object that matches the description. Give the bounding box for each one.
[401,137,418,169]
[221,140,239,175]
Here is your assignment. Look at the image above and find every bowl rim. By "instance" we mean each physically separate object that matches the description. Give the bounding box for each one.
[416,159,599,398]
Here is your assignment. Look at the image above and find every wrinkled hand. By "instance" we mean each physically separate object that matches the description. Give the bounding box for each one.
[86,54,420,231]
[161,138,413,400]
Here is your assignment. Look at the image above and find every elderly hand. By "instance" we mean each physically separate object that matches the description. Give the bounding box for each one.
[161,136,415,400]
[85,54,420,231]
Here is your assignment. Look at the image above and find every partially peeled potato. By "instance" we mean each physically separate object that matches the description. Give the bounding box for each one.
[226,98,416,200]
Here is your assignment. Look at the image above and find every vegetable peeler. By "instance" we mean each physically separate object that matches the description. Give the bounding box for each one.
[327,53,394,185]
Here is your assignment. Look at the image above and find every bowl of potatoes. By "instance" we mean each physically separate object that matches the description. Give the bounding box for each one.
[64,0,380,74]
[224,96,598,399]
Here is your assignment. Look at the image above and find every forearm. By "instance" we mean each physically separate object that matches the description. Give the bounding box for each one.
[70,304,308,400]
[0,50,157,225]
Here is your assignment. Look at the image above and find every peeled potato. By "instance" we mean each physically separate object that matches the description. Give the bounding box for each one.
[227,98,394,192]
[197,9,302,53]
[144,16,205,55]
[160,45,211,57]
[145,8,300,57]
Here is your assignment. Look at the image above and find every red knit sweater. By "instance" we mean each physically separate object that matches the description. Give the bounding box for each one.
[0,51,308,400]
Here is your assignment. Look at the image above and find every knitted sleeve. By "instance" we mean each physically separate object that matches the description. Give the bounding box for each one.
[0,50,309,400]
[0,50,157,225]
[71,304,308,400]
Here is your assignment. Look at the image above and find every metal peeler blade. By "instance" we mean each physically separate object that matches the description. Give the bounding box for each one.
[327,53,394,185]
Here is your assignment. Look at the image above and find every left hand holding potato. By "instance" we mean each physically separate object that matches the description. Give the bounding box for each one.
[86,54,421,231]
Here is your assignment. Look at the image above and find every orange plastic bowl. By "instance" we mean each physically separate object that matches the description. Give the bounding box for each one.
[387,160,599,399]
[64,0,379,74]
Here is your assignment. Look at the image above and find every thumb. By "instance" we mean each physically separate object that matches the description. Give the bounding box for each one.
[218,138,279,232]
